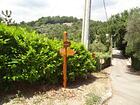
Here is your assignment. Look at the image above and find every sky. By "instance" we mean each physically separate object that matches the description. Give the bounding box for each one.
[0,0,140,23]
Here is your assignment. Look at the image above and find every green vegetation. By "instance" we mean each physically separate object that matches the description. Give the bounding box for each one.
[85,93,101,105]
[107,7,140,70]
[0,7,140,91]
[20,16,82,42]
[124,9,140,70]
[107,8,140,55]
[89,41,107,53]
[27,16,79,25]
[108,7,140,70]
[17,8,140,70]
[19,16,112,70]
[107,10,129,52]
[0,23,96,91]
[20,17,109,48]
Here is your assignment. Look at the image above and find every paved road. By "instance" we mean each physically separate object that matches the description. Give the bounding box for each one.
[108,50,140,105]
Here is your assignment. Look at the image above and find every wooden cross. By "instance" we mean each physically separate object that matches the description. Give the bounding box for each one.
[60,32,75,88]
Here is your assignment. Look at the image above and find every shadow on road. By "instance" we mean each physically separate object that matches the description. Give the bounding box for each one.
[112,50,140,76]
[126,65,140,76]
[112,54,125,59]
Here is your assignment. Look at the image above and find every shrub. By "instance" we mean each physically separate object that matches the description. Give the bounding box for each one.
[89,41,107,53]
[68,42,96,80]
[85,93,101,105]
[0,24,96,90]
[0,24,62,84]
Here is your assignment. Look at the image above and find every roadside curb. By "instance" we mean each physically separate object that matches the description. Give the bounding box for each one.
[99,68,113,105]
[99,86,112,105]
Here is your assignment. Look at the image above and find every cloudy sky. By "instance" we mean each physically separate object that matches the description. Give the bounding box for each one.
[0,0,140,23]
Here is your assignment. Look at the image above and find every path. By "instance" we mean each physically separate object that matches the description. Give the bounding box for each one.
[108,49,140,105]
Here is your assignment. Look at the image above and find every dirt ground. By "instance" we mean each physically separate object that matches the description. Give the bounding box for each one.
[1,69,111,105]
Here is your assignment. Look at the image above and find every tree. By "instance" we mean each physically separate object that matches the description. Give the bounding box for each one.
[107,8,140,56]
[108,12,127,51]
[125,8,140,70]
[1,10,15,25]
[19,16,82,41]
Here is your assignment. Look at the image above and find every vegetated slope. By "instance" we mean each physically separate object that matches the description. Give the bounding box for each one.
[19,16,108,46]
[19,16,82,41]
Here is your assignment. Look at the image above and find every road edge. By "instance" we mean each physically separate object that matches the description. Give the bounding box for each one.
[99,67,113,105]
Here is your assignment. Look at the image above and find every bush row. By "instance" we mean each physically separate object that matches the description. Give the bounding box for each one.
[0,24,96,90]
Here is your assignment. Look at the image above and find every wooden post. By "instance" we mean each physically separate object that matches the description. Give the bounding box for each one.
[60,32,75,88]
[63,31,67,88]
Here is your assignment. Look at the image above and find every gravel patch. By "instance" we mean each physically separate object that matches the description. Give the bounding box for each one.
[2,69,112,105]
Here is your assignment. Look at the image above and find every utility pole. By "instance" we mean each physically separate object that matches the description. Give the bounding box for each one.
[81,0,91,49]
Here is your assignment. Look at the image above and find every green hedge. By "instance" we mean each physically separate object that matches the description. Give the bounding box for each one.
[0,24,96,90]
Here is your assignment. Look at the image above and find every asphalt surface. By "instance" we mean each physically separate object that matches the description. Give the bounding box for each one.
[108,50,140,105]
